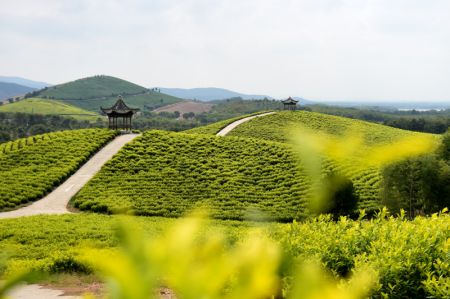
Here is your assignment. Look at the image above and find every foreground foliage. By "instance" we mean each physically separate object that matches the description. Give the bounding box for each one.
[0,129,117,210]
[0,212,448,298]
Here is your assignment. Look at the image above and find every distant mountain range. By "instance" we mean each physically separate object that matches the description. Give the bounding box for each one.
[0,82,35,100]
[0,76,52,100]
[0,76,50,89]
[157,87,273,101]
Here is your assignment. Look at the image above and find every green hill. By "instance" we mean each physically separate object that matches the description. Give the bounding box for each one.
[61,92,183,113]
[195,110,433,145]
[192,111,438,209]
[72,130,307,221]
[0,98,101,121]
[36,75,183,113]
[72,112,438,219]
[38,75,146,100]
[0,129,117,211]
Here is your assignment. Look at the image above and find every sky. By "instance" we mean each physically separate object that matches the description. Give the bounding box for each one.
[1,0,449,102]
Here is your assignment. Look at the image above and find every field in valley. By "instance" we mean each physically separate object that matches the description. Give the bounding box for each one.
[152,101,214,116]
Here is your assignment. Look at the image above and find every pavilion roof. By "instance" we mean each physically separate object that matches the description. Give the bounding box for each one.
[281,97,298,104]
[101,96,139,115]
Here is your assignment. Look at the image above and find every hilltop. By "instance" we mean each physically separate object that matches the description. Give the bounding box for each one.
[32,75,184,113]
[38,75,146,100]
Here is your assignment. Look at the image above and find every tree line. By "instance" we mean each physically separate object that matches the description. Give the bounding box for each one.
[382,130,450,218]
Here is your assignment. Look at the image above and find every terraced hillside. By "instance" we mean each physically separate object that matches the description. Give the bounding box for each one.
[219,111,437,210]
[72,131,309,221]
[0,129,117,211]
[0,98,100,121]
[36,75,183,112]
[226,111,431,145]
[72,112,438,219]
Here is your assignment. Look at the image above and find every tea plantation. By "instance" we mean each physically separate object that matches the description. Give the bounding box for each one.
[72,128,392,219]
[0,212,448,298]
[72,131,309,221]
[220,111,437,211]
[0,129,117,211]
[226,110,432,145]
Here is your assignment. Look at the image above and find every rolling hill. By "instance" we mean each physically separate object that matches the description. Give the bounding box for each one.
[72,130,308,221]
[36,75,183,112]
[0,98,101,121]
[71,111,440,219]
[0,82,35,100]
[224,111,432,144]
[192,111,438,209]
[72,111,438,219]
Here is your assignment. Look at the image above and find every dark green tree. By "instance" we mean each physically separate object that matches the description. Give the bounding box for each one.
[322,173,359,219]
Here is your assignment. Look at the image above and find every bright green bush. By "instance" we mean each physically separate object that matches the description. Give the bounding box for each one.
[226,110,432,145]
[73,130,309,221]
[0,212,448,298]
[0,129,117,210]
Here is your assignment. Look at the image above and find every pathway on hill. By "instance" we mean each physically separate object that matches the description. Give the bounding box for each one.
[216,112,275,136]
[0,133,140,219]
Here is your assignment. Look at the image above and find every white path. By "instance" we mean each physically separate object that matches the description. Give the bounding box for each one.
[6,284,80,299]
[0,133,139,219]
[216,112,275,136]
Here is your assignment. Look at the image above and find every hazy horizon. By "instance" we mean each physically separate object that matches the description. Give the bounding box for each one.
[1,0,449,102]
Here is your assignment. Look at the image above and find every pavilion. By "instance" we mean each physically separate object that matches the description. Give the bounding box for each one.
[101,96,139,130]
[281,97,298,110]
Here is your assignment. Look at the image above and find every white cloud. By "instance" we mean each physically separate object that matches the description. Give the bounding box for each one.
[0,0,449,101]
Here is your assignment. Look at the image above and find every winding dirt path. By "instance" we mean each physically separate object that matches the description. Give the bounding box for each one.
[216,112,275,136]
[0,133,139,219]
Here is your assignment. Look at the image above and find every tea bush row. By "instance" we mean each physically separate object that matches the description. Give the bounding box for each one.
[0,129,117,210]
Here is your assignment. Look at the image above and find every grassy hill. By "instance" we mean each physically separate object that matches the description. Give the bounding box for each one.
[71,112,438,219]
[0,98,101,121]
[0,129,117,211]
[61,92,182,113]
[38,75,146,100]
[197,110,432,144]
[72,131,308,221]
[35,75,183,113]
[191,111,438,210]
